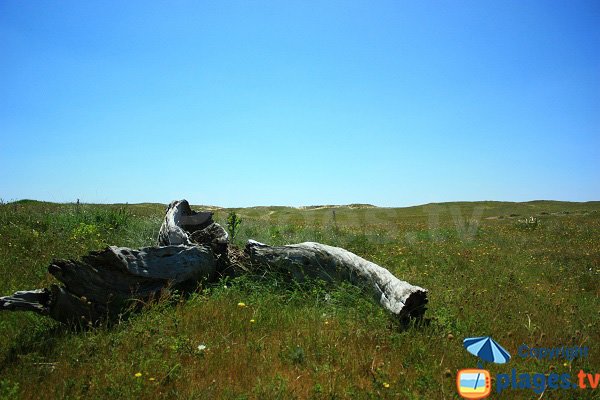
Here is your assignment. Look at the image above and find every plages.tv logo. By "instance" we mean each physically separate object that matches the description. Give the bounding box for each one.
[456,369,491,399]
[457,336,597,397]
[457,336,510,399]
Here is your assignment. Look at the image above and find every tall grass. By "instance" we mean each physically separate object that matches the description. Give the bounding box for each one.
[0,200,598,399]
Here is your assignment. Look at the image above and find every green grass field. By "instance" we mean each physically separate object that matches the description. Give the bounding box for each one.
[0,200,598,399]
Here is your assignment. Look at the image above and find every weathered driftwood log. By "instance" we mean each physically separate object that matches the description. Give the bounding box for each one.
[1,246,219,325]
[0,199,428,324]
[246,240,428,319]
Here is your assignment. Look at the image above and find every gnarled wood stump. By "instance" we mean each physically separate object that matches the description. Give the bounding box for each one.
[1,199,428,325]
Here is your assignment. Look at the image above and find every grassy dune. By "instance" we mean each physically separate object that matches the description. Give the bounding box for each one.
[0,200,598,399]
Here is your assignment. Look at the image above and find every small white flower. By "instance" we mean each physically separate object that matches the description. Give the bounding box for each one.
[197,344,207,351]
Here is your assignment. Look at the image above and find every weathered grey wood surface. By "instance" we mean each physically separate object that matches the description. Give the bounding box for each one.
[50,245,217,300]
[158,199,215,245]
[1,246,219,325]
[1,199,428,324]
[0,289,49,314]
[246,240,428,319]
[158,200,229,256]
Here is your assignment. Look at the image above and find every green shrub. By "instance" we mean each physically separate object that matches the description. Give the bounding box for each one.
[227,211,243,241]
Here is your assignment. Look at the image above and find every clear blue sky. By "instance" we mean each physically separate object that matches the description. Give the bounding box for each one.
[1,1,598,207]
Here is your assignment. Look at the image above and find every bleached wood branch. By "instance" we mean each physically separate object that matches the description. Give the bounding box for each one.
[246,240,428,319]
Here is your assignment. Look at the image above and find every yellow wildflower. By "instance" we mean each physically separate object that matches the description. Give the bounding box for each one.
[134,372,142,378]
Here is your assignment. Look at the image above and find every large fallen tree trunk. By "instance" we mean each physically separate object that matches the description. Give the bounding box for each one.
[0,199,428,325]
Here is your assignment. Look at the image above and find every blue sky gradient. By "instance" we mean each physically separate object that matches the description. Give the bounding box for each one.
[1,1,598,206]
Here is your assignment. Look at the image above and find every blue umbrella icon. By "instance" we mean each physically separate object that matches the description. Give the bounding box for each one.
[463,336,511,364]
